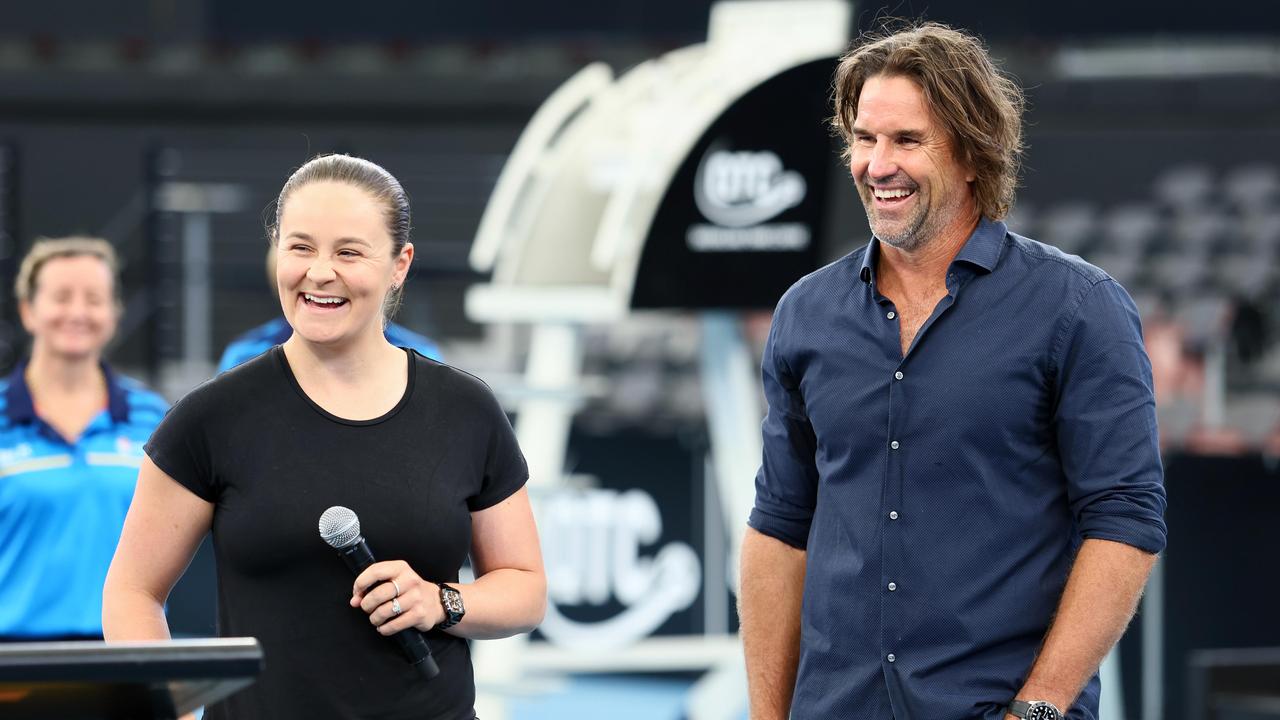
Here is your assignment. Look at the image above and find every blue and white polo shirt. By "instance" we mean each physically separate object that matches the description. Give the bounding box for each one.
[0,360,167,638]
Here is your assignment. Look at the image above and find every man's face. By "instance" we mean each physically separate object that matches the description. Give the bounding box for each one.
[848,74,977,252]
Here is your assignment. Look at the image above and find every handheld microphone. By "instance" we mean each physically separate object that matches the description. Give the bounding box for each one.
[318,505,439,680]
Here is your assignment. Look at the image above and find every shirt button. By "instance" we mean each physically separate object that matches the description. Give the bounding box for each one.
[889,510,899,520]
[894,371,904,380]
[887,311,896,320]
[887,582,897,591]
[887,653,896,663]
[890,440,900,450]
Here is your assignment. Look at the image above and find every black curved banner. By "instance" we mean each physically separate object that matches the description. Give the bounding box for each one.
[631,57,840,310]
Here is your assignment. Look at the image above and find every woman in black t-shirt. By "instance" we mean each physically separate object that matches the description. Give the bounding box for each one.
[103,154,546,720]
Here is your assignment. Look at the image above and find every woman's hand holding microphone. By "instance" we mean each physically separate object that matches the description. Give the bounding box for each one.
[351,560,446,636]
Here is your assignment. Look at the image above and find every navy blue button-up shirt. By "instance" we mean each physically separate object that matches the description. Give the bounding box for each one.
[749,218,1167,720]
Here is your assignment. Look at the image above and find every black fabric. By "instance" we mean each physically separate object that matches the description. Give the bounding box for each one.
[145,346,527,720]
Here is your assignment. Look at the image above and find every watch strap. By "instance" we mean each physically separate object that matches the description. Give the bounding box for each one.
[1007,699,1062,720]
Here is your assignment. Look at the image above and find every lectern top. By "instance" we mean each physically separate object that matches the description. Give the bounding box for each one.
[0,638,263,682]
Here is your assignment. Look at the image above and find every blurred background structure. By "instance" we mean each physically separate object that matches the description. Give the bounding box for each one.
[0,1,1278,719]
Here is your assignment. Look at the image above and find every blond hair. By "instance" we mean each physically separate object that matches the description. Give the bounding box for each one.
[15,236,120,305]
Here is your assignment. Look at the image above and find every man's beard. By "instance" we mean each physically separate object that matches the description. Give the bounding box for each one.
[858,184,932,253]
[869,201,931,253]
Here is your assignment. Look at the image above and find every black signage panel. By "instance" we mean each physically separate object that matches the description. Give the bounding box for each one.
[0,143,17,373]
[631,57,840,310]
[530,427,732,649]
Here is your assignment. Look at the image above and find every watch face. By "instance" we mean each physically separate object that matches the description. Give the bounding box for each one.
[443,588,464,614]
[1026,704,1061,720]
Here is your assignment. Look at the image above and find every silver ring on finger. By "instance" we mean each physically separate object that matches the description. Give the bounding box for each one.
[391,597,403,616]
[391,579,402,598]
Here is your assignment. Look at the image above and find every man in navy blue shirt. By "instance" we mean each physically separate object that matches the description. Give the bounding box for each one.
[740,23,1167,720]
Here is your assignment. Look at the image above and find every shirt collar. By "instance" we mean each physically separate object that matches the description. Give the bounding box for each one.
[3,358,130,424]
[102,363,130,423]
[857,237,879,284]
[858,216,1007,284]
[952,216,1007,274]
[3,360,36,423]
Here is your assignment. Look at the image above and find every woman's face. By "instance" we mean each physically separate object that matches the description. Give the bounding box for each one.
[276,181,412,349]
[19,255,118,361]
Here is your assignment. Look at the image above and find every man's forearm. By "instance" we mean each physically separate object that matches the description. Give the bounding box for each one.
[1009,538,1158,715]
[739,527,807,720]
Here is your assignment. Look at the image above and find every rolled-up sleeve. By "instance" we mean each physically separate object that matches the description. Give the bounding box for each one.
[1053,278,1167,554]
[748,307,819,550]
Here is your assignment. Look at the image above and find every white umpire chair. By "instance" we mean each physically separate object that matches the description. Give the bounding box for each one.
[465,2,850,718]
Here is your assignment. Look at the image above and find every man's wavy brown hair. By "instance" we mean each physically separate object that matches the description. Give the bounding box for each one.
[832,22,1026,220]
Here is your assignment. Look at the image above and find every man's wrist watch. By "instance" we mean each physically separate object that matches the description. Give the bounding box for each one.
[1008,700,1063,720]
[436,583,465,630]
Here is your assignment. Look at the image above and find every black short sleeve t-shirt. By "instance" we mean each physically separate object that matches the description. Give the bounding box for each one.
[145,347,527,720]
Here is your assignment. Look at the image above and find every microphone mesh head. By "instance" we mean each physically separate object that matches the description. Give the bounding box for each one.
[318,506,361,549]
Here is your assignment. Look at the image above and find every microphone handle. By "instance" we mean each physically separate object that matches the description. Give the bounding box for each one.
[337,539,441,680]
[337,539,376,574]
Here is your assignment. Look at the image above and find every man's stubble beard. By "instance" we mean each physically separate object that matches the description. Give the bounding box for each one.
[859,185,932,253]
[860,181,972,255]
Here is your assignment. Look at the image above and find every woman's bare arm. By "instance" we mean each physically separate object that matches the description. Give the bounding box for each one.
[103,456,214,640]
[352,486,546,639]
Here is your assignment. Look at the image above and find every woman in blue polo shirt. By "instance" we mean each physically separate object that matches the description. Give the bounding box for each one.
[0,236,167,640]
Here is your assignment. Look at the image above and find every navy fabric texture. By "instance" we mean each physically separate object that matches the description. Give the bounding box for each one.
[748,217,1167,720]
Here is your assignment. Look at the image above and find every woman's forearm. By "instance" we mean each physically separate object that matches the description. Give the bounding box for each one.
[447,567,546,640]
[102,580,174,641]
[354,488,546,641]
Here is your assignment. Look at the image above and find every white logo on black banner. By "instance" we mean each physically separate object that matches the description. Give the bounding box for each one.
[689,143,811,252]
[536,487,701,650]
[694,146,806,227]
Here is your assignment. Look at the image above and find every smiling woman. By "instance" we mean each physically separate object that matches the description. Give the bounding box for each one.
[103,154,547,720]
[271,154,413,330]
[0,236,167,641]
[275,180,412,358]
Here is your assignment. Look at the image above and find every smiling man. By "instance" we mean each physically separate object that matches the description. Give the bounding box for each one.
[739,23,1167,720]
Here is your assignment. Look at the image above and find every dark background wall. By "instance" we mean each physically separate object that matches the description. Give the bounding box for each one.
[11,0,1278,41]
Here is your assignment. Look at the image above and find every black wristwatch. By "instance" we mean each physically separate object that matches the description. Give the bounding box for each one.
[1008,700,1063,720]
[436,583,465,630]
